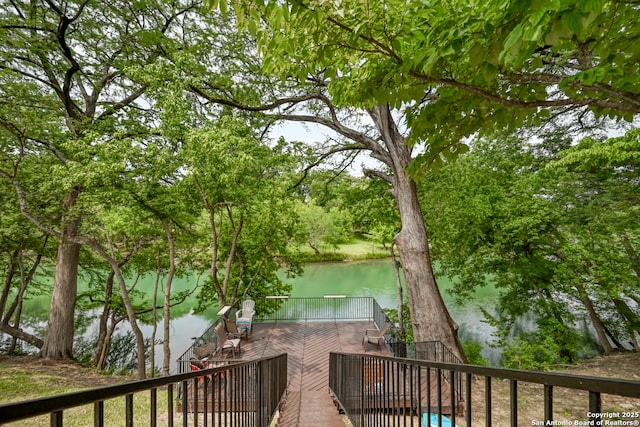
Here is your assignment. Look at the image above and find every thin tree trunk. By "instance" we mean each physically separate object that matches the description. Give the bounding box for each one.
[97,313,124,371]
[603,323,624,349]
[162,219,176,376]
[7,297,25,355]
[0,322,43,348]
[150,269,160,377]
[611,297,640,351]
[575,283,614,353]
[3,243,46,351]
[0,249,18,322]
[94,271,115,368]
[390,242,405,341]
[112,264,147,378]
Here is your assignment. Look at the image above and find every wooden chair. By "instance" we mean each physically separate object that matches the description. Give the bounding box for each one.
[215,323,241,357]
[235,299,256,336]
[362,323,390,350]
[225,318,247,339]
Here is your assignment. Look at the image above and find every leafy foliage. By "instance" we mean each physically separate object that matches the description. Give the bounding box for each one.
[423,128,640,363]
[181,116,302,309]
[223,0,639,171]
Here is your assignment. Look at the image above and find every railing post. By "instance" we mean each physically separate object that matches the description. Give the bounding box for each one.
[181,380,188,427]
[192,378,198,427]
[168,384,174,427]
[94,401,104,427]
[509,380,517,427]
[257,361,264,427]
[437,368,443,425]
[544,384,553,423]
[150,388,157,427]
[589,391,601,424]
[426,367,432,424]
[360,355,365,427]
[125,393,133,427]
[50,410,62,427]
[450,370,456,427]
[486,376,492,427]
[465,373,472,427]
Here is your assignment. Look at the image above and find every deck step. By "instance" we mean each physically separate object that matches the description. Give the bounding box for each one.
[277,389,346,427]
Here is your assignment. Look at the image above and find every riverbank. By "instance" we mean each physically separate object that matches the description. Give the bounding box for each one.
[295,237,391,263]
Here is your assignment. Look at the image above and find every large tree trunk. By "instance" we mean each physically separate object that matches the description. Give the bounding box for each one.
[390,242,407,357]
[370,105,467,362]
[394,171,467,362]
[40,190,81,360]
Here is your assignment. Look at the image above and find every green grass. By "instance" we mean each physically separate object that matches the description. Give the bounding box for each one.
[0,364,173,427]
[295,237,391,262]
[3,392,172,427]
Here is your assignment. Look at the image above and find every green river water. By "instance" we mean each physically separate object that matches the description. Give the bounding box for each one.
[165,259,501,367]
[14,259,502,369]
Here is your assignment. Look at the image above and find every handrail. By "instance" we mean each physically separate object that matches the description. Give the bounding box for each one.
[255,296,376,321]
[251,296,403,353]
[414,340,464,411]
[415,341,463,365]
[175,300,242,374]
[329,352,640,427]
[0,353,288,427]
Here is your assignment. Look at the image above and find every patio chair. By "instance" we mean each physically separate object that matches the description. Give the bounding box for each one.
[225,318,247,339]
[193,341,217,360]
[214,323,241,358]
[235,299,256,336]
[189,357,207,385]
[362,323,390,351]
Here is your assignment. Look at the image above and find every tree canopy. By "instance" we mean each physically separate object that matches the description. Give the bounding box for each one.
[422,128,640,368]
[224,0,639,168]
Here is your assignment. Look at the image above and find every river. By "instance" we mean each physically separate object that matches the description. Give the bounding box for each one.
[143,259,504,369]
[10,259,503,370]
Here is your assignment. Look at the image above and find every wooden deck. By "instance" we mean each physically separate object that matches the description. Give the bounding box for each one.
[203,320,391,427]
[247,321,391,427]
[184,321,457,426]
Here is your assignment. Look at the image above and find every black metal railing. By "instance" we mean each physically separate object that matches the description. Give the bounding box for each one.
[329,352,640,427]
[415,341,464,413]
[177,296,380,373]
[175,301,245,374]
[255,296,406,354]
[176,297,399,374]
[256,296,376,321]
[176,317,225,374]
[0,353,287,427]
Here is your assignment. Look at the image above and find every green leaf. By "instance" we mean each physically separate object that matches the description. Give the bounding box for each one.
[579,0,605,13]
[247,18,257,36]
[523,13,550,41]
[560,10,584,36]
[500,25,524,63]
